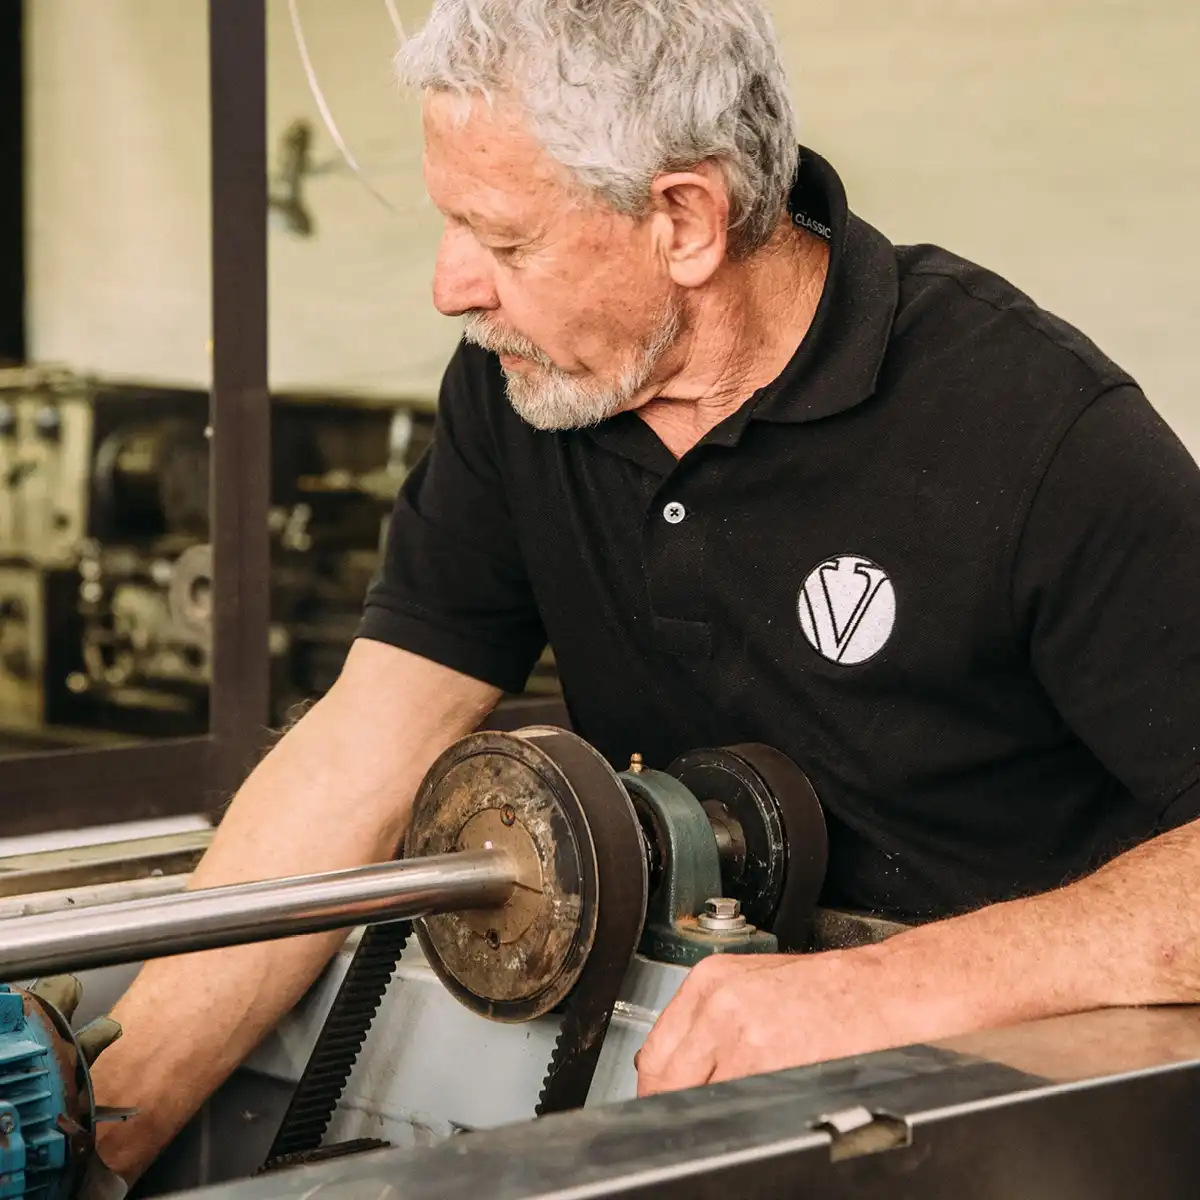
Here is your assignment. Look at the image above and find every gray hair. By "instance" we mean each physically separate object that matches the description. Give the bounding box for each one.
[397,0,799,259]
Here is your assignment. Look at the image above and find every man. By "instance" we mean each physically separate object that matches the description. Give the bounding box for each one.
[91,0,1200,1186]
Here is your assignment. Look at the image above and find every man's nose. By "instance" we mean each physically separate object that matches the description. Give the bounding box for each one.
[433,225,499,317]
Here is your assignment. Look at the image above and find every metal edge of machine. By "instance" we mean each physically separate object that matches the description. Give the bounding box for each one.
[167,1005,1200,1200]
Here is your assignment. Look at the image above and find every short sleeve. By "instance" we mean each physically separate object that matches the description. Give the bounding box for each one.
[1014,384,1200,829]
[356,343,546,693]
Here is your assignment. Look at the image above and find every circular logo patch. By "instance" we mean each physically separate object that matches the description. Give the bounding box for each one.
[798,555,896,666]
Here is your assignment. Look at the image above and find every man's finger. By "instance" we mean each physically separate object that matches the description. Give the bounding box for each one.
[634,967,710,1078]
[636,957,788,1094]
[638,1024,718,1097]
[635,1003,694,1093]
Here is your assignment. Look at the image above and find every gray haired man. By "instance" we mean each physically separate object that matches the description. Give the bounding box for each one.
[91,0,1200,1185]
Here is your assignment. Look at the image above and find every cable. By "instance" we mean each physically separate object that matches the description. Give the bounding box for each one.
[285,0,404,213]
[382,0,408,45]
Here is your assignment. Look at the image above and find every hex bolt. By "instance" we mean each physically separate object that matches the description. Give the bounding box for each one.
[697,897,748,933]
[500,805,516,827]
[486,929,501,950]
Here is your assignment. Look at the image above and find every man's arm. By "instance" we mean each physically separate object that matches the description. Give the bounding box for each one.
[637,814,1200,1094]
[89,638,501,1183]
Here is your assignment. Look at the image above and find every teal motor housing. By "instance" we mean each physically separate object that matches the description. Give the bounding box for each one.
[0,981,115,1200]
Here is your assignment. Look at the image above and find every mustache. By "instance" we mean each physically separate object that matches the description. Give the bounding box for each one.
[462,312,556,369]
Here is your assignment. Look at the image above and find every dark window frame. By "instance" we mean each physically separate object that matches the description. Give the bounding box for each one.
[0,0,23,364]
[0,0,270,834]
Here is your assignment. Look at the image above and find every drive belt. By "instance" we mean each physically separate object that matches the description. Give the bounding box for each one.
[529,731,648,1116]
[257,1139,390,1175]
[263,917,412,1163]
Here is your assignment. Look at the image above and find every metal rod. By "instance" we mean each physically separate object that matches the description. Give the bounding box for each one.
[0,851,516,981]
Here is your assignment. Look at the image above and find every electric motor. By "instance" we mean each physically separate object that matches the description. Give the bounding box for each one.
[0,979,120,1200]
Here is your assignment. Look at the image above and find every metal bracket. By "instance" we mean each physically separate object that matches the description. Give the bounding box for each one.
[620,768,778,966]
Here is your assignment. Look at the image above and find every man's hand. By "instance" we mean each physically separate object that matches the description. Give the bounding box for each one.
[635,948,969,1097]
[637,815,1200,1097]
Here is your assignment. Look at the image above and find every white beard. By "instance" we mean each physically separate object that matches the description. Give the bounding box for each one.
[462,303,683,432]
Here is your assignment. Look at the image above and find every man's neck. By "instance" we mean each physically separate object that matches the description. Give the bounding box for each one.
[636,225,830,459]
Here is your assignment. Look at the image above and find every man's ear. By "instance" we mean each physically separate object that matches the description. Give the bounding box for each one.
[648,162,730,289]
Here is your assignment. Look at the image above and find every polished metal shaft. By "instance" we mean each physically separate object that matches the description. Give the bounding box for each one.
[0,850,516,980]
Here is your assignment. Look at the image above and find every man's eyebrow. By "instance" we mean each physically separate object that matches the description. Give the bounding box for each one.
[425,193,528,239]
[479,227,527,243]
[466,212,528,239]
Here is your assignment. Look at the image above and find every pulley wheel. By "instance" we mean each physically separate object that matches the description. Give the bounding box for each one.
[668,744,827,950]
[406,728,645,1022]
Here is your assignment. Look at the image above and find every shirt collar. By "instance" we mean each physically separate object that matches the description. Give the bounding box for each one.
[580,147,900,468]
[746,146,900,426]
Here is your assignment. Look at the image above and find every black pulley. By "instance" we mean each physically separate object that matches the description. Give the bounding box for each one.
[668,745,827,950]
[407,729,634,1021]
[407,727,648,1113]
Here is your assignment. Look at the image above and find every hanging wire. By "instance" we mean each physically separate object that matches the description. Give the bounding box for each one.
[285,0,407,213]
[382,0,408,45]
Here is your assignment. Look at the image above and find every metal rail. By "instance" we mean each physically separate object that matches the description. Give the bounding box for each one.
[0,829,213,898]
[0,851,516,980]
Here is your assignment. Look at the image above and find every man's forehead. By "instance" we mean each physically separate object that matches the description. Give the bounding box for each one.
[422,91,567,226]
[423,169,550,235]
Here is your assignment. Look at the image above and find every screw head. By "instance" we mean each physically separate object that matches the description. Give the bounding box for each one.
[500,805,516,827]
[705,898,741,920]
[0,1113,14,1134]
[697,897,748,934]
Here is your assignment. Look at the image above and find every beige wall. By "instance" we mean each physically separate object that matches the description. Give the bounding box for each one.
[26,1,1200,448]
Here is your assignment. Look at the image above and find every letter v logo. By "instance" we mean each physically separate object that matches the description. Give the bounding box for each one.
[798,555,897,666]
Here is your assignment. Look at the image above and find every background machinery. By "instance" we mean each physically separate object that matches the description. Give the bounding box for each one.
[0,368,558,755]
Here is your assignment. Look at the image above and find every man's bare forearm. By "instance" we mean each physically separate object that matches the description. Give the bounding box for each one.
[877,815,1200,1032]
[88,642,500,1183]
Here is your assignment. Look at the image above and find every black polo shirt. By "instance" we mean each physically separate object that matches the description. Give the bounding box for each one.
[359,147,1200,922]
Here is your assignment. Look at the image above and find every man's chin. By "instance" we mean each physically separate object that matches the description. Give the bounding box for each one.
[505,381,623,433]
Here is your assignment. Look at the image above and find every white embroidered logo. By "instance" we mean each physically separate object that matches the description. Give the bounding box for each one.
[798,556,896,665]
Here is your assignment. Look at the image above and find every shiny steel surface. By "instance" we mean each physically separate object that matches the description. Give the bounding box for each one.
[178,1005,1200,1200]
[0,851,516,980]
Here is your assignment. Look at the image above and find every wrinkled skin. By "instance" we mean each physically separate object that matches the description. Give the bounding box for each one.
[635,950,970,1096]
